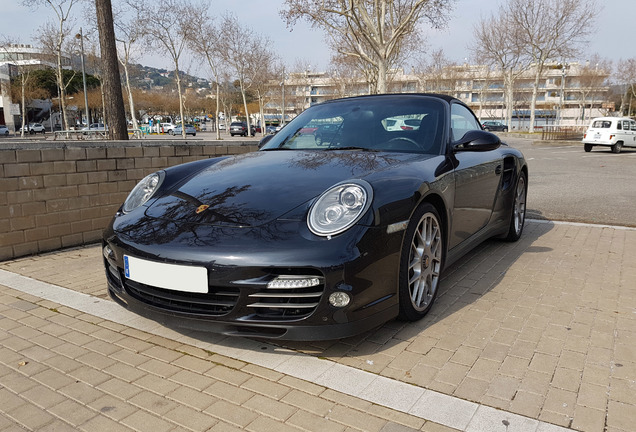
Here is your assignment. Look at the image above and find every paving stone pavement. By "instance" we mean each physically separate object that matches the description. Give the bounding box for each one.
[0,219,634,432]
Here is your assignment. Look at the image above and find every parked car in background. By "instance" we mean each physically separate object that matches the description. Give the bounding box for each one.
[482,121,508,132]
[0,125,9,136]
[229,121,254,137]
[160,122,176,133]
[103,93,527,340]
[582,117,636,154]
[171,124,196,136]
[313,123,341,145]
[21,123,46,134]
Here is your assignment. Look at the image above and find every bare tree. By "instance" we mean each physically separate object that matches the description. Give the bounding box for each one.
[95,0,128,139]
[574,57,609,123]
[113,0,145,131]
[23,0,80,130]
[280,0,453,93]
[615,58,636,116]
[471,12,529,128]
[0,38,40,136]
[143,0,196,138]
[329,55,365,98]
[508,0,599,132]
[220,13,268,135]
[414,49,460,95]
[188,13,225,139]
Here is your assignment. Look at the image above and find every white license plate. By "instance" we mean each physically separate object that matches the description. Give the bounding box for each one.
[594,133,601,139]
[124,255,208,293]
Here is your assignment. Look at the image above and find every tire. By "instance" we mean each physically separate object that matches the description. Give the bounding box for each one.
[315,135,322,146]
[503,127,508,132]
[611,142,622,154]
[192,133,196,136]
[398,203,444,321]
[29,129,34,135]
[503,171,527,242]
[169,130,174,135]
[584,144,593,152]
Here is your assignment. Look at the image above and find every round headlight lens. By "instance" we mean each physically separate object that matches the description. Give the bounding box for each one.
[308,182,371,236]
[122,172,163,213]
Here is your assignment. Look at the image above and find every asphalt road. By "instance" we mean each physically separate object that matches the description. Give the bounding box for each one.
[503,136,636,227]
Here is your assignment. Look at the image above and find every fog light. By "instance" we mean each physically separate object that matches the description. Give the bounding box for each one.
[329,292,351,308]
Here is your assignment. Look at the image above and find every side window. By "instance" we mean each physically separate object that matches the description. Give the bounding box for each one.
[451,103,481,141]
[617,122,622,130]
[622,120,630,130]
[631,121,636,131]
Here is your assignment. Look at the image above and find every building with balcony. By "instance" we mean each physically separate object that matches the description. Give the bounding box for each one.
[0,44,71,131]
[266,62,610,130]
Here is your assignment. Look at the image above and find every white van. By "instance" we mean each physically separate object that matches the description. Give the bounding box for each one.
[582,117,636,153]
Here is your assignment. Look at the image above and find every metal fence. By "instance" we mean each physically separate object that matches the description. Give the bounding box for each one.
[540,126,586,141]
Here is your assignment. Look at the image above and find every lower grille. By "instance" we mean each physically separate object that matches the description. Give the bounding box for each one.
[123,279,239,316]
[246,280,324,321]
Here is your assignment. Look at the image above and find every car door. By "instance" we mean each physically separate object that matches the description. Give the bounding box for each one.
[628,120,636,147]
[449,103,502,249]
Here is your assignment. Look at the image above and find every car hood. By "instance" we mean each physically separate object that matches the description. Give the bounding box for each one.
[145,150,430,227]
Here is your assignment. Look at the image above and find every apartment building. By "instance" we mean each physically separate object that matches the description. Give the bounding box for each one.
[270,62,610,130]
[0,44,70,131]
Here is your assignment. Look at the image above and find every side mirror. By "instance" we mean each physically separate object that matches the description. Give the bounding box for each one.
[258,134,274,149]
[453,130,501,152]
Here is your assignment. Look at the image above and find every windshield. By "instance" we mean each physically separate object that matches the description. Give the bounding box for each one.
[261,95,446,154]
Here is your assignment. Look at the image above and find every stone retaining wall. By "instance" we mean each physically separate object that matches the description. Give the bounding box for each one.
[0,140,258,261]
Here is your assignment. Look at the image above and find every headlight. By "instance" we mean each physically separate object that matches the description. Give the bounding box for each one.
[308,181,372,236]
[122,172,163,213]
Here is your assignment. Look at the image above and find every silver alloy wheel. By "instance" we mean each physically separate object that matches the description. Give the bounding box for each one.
[513,175,527,235]
[408,212,442,312]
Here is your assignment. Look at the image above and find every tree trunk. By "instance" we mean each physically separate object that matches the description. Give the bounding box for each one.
[20,77,27,138]
[122,61,138,130]
[175,68,186,138]
[95,0,128,140]
[529,69,541,133]
[215,82,221,140]
[241,84,250,134]
[376,59,388,94]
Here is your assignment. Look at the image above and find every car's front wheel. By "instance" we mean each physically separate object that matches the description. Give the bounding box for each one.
[398,203,443,321]
[503,171,527,242]
[611,142,622,154]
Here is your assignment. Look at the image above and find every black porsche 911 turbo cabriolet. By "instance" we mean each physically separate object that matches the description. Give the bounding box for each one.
[103,94,527,340]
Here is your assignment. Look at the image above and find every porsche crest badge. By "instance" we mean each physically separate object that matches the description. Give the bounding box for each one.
[195,204,209,214]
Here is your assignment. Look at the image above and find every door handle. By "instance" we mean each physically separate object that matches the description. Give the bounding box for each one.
[495,165,502,175]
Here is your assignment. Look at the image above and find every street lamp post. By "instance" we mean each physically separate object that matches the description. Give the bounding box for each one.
[76,28,89,127]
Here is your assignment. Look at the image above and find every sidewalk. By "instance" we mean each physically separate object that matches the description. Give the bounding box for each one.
[1,220,634,432]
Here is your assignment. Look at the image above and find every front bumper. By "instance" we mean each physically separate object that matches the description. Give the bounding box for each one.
[102,218,402,340]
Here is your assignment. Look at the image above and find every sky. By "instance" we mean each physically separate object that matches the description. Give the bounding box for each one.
[2,0,635,77]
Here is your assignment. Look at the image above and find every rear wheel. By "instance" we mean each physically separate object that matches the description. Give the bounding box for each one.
[584,144,593,152]
[398,203,444,321]
[611,142,622,154]
[503,171,527,242]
